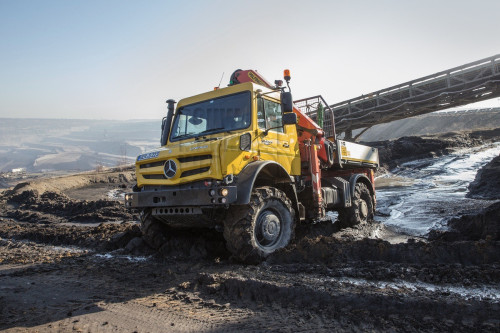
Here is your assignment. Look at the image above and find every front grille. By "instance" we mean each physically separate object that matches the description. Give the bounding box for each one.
[143,174,166,179]
[178,155,212,163]
[140,161,165,169]
[181,167,210,178]
[140,154,212,180]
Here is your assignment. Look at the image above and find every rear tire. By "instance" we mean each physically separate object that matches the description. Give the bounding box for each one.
[140,209,169,249]
[223,186,295,263]
[338,182,374,228]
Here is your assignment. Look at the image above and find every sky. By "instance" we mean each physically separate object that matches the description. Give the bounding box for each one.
[1,0,499,120]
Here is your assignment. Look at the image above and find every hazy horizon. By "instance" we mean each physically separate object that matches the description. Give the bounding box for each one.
[1,107,499,174]
[0,101,499,121]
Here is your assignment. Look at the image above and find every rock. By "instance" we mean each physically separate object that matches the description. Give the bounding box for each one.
[368,135,470,170]
[467,155,500,199]
[428,201,500,241]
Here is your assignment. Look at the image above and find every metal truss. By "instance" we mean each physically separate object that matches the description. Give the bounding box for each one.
[328,54,500,135]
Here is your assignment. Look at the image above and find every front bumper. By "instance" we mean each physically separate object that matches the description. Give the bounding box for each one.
[124,184,238,209]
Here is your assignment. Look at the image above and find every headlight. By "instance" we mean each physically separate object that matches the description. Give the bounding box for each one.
[219,188,229,197]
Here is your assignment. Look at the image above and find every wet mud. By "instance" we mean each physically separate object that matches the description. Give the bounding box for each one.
[1,131,500,332]
[369,127,500,172]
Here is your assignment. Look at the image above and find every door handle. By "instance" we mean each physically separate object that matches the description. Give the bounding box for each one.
[282,142,289,148]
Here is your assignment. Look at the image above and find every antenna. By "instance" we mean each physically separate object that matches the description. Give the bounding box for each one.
[217,72,224,89]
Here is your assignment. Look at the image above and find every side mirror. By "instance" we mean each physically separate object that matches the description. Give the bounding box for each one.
[282,112,297,125]
[188,117,203,125]
[281,92,293,112]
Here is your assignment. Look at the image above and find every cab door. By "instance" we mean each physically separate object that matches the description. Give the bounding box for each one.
[256,97,297,174]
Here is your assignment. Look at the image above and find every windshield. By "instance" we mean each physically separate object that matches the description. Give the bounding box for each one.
[170,91,251,141]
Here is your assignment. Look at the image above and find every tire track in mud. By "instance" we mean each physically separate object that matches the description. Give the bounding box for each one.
[45,302,221,333]
[0,254,326,332]
[192,270,500,331]
[2,238,500,332]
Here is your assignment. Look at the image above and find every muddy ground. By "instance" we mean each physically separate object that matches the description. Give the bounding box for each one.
[1,131,500,332]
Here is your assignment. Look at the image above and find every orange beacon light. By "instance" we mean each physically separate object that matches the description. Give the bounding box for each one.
[284,69,291,82]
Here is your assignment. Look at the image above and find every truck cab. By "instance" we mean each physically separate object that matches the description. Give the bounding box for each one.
[135,82,300,189]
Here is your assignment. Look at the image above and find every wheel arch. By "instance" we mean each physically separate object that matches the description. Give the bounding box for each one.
[235,161,299,217]
[348,173,376,206]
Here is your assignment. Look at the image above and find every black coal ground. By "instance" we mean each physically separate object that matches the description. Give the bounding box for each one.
[1,131,500,332]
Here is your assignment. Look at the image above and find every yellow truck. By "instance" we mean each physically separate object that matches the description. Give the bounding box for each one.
[125,69,379,262]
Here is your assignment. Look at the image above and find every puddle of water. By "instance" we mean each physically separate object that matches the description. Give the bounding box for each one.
[334,277,500,302]
[375,143,500,236]
[107,189,125,200]
[0,237,88,254]
[94,253,150,262]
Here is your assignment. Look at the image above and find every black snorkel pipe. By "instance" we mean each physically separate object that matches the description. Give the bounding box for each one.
[161,99,176,146]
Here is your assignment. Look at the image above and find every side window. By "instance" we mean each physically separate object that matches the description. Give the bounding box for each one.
[257,98,266,130]
[257,98,284,133]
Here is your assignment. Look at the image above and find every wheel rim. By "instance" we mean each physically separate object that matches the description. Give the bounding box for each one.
[255,209,282,248]
[359,200,368,220]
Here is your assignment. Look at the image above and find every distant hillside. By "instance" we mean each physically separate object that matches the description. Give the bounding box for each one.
[0,118,160,172]
[357,108,500,141]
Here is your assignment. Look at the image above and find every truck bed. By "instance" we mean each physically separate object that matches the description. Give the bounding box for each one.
[335,139,379,168]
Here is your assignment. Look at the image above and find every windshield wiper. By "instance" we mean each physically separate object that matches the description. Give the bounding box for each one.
[173,133,194,140]
[195,127,231,139]
[198,127,225,135]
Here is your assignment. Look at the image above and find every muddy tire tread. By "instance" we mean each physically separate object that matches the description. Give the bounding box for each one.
[338,182,374,229]
[140,209,168,249]
[223,186,295,263]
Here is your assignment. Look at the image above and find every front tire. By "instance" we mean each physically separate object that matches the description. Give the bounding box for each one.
[140,209,169,249]
[223,186,295,263]
[338,182,374,228]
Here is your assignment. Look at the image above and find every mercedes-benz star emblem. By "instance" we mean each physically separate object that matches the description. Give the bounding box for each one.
[163,159,177,179]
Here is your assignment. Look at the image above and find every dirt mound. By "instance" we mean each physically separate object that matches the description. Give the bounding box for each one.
[5,189,135,223]
[268,222,500,266]
[1,168,137,224]
[2,168,135,196]
[368,128,500,170]
[359,108,500,141]
[428,201,500,242]
[468,155,500,199]
[0,221,143,254]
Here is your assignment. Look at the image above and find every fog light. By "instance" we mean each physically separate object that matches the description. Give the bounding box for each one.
[220,197,227,204]
[220,188,229,197]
